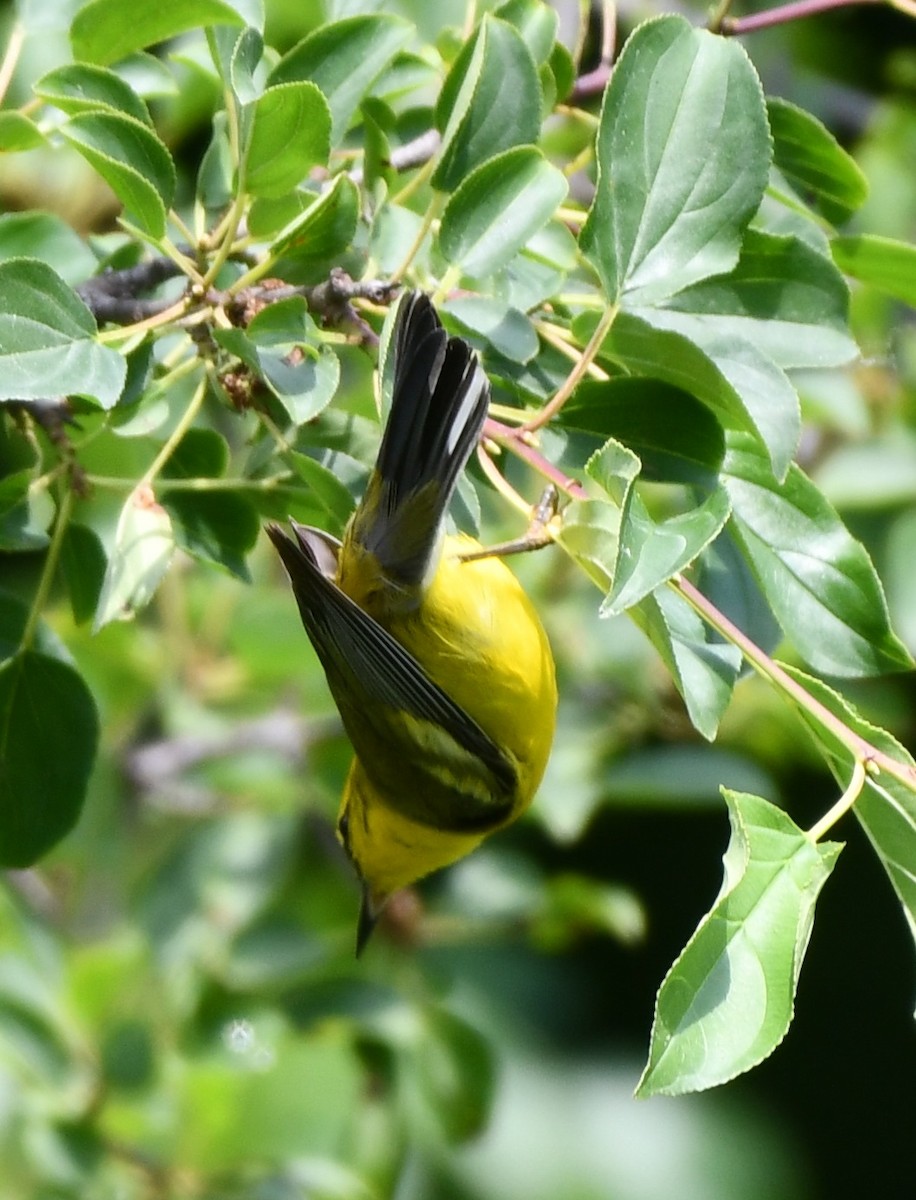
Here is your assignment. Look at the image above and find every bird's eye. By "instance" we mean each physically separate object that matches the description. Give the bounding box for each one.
[338,812,350,845]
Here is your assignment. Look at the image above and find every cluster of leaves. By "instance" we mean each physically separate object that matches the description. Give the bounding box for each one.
[1,0,916,1193]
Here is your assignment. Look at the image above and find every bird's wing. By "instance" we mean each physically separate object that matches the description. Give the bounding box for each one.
[267,521,517,830]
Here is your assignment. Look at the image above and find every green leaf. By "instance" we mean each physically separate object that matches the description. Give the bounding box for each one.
[0,490,55,551]
[637,790,841,1096]
[61,111,176,238]
[0,651,100,867]
[161,430,260,579]
[495,0,558,64]
[831,234,916,307]
[71,0,251,65]
[0,259,125,407]
[242,82,331,197]
[626,231,857,480]
[36,63,152,124]
[723,431,913,676]
[654,231,856,369]
[438,146,567,278]
[433,14,542,193]
[556,498,622,593]
[768,97,869,225]
[60,523,107,625]
[269,175,359,263]
[604,489,731,615]
[444,296,539,363]
[597,310,797,481]
[580,15,770,305]
[413,1006,495,1142]
[0,112,46,151]
[93,486,175,631]
[560,378,725,487]
[632,585,741,741]
[780,665,916,964]
[634,311,801,482]
[0,213,94,283]
[268,15,411,146]
[287,452,356,534]
[216,297,340,425]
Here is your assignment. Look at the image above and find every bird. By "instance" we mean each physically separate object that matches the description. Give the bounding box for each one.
[267,292,557,953]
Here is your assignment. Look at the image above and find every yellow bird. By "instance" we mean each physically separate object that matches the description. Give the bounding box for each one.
[268,293,557,952]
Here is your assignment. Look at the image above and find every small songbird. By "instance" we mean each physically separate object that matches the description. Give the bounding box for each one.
[267,293,557,953]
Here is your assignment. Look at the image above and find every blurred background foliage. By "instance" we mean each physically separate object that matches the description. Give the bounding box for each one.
[1,0,915,1197]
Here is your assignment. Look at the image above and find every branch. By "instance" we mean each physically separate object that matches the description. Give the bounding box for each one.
[717,0,883,35]
[77,257,186,324]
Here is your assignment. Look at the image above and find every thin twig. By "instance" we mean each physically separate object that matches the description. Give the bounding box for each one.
[720,0,882,35]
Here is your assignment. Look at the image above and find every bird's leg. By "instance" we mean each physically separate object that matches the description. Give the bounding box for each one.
[457,485,561,561]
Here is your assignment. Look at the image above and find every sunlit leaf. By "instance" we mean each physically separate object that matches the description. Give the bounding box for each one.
[638,791,841,1096]
[581,15,769,304]
[632,585,741,741]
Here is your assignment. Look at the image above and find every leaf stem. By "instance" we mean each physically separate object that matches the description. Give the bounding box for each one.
[86,472,294,493]
[524,304,618,431]
[0,21,26,106]
[138,375,209,490]
[807,755,867,842]
[19,486,75,653]
[394,192,444,284]
[672,574,916,794]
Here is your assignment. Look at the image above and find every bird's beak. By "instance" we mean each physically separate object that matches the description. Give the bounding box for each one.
[355,885,382,957]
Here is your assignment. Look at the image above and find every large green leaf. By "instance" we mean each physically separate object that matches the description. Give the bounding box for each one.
[0,651,100,866]
[560,378,725,487]
[438,146,567,278]
[268,15,411,146]
[723,432,913,676]
[638,791,841,1096]
[597,311,797,481]
[629,232,857,479]
[767,97,869,225]
[654,231,857,370]
[71,0,252,64]
[60,111,176,238]
[580,15,770,305]
[0,259,125,407]
[433,14,542,193]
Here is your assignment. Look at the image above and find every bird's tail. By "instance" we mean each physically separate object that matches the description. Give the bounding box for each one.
[344,292,489,591]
